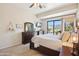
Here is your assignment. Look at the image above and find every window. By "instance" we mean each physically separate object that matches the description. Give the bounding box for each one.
[47,21,53,33]
[47,20,62,35]
[64,15,75,32]
[64,21,74,32]
[47,14,76,34]
[53,20,62,35]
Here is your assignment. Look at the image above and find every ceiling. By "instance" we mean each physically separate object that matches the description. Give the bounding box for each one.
[13,3,72,15]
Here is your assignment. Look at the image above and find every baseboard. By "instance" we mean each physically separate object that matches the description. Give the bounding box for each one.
[0,43,22,50]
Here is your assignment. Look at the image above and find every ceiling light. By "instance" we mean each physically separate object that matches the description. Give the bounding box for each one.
[29,3,46,8]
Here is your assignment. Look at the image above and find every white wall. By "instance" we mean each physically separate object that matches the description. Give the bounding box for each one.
[0,4,37,49]
[77,4,79,19]
[41,19,47,33]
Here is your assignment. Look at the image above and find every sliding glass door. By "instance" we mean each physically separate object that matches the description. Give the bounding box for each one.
[53,20,62,35]
[47,21,53,33]
[47,20,62,35]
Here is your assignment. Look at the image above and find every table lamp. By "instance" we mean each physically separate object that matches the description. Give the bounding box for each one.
[72,34,78,55]
[76,21,79,55]
[77,21,79,43]
[72,21,79,56]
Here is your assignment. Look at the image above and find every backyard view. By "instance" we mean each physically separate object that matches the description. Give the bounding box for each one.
[47,20,62,35]
[54,20,62,34]
[47,21,53,33]
[65,21,74,32]
[64,15,75,32]
[47,15,75,34]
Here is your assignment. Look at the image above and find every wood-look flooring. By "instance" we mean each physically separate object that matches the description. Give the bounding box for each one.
[0,43,44,56]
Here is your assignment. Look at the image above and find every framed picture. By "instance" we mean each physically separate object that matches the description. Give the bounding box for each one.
[16,24,22,29]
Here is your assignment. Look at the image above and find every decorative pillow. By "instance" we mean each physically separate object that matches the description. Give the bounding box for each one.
[62,32,70,42]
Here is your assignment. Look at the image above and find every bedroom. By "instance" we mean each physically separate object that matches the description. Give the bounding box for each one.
[0,3,79,56]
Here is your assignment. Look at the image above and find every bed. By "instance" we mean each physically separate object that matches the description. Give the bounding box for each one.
[31,34,62,52]
[30,32,73,55]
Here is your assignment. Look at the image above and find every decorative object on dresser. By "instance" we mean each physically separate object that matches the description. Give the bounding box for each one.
[36,30,44,35]
[22,22,34,44]
[35,22,42,35]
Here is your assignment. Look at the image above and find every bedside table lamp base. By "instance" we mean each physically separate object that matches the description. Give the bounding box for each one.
[71,43,78,56]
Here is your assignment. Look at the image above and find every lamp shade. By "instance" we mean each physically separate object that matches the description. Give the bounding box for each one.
[72,34,78,43]
[77,21,79,29]
[77,22,79,26]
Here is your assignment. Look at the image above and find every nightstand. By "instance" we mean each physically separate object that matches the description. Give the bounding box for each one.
[59,46,73,56]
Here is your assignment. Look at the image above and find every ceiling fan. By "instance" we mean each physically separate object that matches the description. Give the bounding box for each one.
[29,3,46,8]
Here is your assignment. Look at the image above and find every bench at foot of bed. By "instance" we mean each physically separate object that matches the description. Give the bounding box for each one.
[36,46,60,56]
[30,42,60,56]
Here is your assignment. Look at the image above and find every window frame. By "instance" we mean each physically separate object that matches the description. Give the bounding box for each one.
[47,19,62,34]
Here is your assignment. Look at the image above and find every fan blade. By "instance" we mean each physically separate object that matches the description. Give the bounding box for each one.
[29,3,34,8]
[39,4,42,8]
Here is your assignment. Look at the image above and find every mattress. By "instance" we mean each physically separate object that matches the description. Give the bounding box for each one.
[31,34,62,51]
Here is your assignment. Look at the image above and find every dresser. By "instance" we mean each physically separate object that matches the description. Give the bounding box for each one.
[22,32,34,44]
[22,22,34,44]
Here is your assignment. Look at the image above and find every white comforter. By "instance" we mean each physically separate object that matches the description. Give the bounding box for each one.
[31,34,62,51]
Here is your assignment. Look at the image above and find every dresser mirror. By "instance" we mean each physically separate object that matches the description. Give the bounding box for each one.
[24,22,34,32]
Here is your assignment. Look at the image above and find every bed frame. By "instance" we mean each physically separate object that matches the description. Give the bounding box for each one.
[30,41,60,56]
